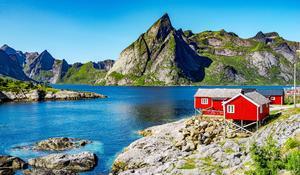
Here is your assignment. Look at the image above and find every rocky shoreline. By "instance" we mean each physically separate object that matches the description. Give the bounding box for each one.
[0,137,98,175]
[0,89,106,103]
[111,112,300,175]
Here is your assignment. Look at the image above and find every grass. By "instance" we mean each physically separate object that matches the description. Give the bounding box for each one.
[263,108,300,127]
[200,156,223,175]
[178,158,196,169]
[224,148,235,154]
[0,77,58,93]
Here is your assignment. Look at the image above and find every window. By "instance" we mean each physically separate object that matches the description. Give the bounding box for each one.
[227,105,235,113]
[201,98,208,104]
[270,96,275,101]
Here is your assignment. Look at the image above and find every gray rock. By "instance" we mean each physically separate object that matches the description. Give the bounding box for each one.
[23,168,78,175]
[0,168,13,175]
[0,155,27,169]
[34,137,91,151]
[28,152,97,172]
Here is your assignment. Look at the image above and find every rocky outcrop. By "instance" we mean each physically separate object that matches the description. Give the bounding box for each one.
[93,59,115,71]
[0,89,106,103]
[23,168,78,175]
[246,51,279,77]
[111,113,300,175]
[105,13,212,85]
[34,137,91,151]
[0,155,27,169]
[28,152,97,172]
[0,155,27,174]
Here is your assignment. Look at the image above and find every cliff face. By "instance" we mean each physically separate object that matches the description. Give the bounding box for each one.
[104,14,212,85]
[0,50,29,81]
[104,14,300,85]
[0,44,26,67]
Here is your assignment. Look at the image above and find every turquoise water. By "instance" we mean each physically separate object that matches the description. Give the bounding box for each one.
[0,85,291,174]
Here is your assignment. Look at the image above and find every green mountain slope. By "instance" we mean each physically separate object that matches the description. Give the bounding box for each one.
[59,62,107,84]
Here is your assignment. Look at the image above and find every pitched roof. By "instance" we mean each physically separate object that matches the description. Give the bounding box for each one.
[194,88,244,98]
[244,91,270,105]
[256,89,284,96]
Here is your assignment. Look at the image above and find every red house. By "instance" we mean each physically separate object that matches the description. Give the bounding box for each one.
[223,91,270,121]
[194,88,253,115]
[257,89,284,105]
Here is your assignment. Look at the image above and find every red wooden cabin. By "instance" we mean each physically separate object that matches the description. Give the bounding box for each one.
[257,89,284,105]
[194,88,253,115]
[223,91,270,121]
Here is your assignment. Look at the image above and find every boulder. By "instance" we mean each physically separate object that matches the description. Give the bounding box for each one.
[28,152,97,172]
[0,168,14,175]
[34,137,91,151]
[0,155,27,169]
[23,168,78,175]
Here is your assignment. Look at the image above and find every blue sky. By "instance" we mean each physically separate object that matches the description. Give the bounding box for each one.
[0,0,299,63]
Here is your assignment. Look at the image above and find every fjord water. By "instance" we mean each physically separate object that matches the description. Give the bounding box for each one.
[0,85,290,174]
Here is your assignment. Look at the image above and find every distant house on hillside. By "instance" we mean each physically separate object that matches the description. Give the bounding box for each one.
[257,89,284,105]
[194,88,254,115]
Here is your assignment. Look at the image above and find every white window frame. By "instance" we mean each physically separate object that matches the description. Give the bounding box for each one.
[227,105,235,113]
[260,106,263,113]
[270,96,275,100]
[201,98,208,104]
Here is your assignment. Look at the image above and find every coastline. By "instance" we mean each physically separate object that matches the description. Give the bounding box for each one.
[0,89,107,104]
[110,109,300,175]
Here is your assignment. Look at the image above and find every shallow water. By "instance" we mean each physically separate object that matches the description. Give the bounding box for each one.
[0,85,290,174]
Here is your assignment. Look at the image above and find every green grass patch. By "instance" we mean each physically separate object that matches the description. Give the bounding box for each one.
[0,77,58,94]
[178,158,196,169]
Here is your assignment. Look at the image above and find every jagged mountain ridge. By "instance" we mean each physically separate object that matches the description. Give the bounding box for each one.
[103,13,300,85]
[1,13,299,85]
[104,14,212,85]
[0,45,115,84]
[0,50,30,81]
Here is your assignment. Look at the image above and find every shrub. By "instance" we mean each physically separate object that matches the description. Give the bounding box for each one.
[285,150,300,175]
[249,137,284,175]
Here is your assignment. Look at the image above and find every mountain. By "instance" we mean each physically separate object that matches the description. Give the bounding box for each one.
[104,14,212,85]
[0,45,115,84]
[1,44,26,67]
[1,13,299,85]
[23,50,70,83]
[187,30,299,84]
[103,14,300,85]
[0,50,30,81]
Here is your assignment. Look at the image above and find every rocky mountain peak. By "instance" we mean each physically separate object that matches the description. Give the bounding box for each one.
[145,13,174,42]
[0,44,26,66]
[253,31,266,39]
[0,44,15,54]
[0,50,29,81]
